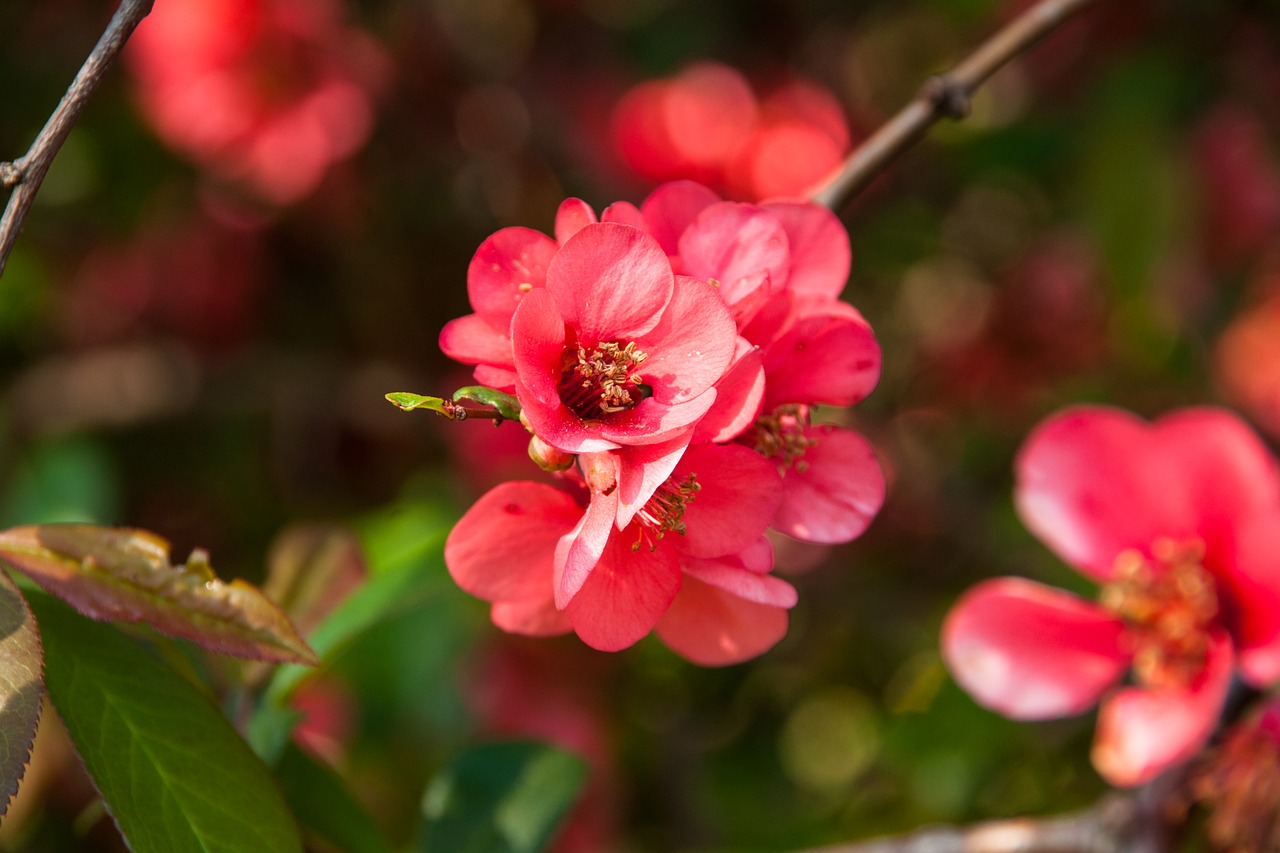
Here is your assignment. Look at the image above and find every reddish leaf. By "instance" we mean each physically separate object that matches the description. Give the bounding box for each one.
[0,525,317,665]
[0,569,43,819]
[262,524,366,638]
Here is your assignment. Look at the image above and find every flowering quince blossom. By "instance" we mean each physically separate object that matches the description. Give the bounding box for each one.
[445,443,796,665]
[126,0,387,204]
[942,406,1280,786]
[437,179,886,663]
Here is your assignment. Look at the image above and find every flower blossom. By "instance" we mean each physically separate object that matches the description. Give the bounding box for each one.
[943,406,1280,786]
[437,179,886,663]
[126,0,387,204]
[445,443,796,665]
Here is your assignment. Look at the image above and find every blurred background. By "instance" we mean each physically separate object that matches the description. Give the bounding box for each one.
[0,0,1278,849]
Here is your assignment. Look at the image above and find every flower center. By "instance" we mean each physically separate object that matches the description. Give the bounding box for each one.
[632,473,700,551]
[1100,538,1218,690]
[559,341,650,422]
[750,404,815,471]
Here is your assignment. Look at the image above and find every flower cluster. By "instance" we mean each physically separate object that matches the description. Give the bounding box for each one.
[942,406,1280,786]
[610,63,854,202]
[441,181,884,664]
[126,0,387,205]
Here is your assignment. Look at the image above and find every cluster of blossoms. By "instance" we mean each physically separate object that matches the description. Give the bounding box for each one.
[440,180,884,664]
[943,406,1280,786]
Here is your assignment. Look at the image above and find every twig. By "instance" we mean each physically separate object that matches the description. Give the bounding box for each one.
[812,0,1103,210]
[790,782,1177,853]
[0,0,155,276]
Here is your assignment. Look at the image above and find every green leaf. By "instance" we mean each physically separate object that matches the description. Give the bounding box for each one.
[30,592,303,853]
[0,569,42,819]
[275,743,393,853]
[451,387,522,421]
[0,525,316,665]
[420,741,588,853]
[385,392,450,414]
[264,502,451,704]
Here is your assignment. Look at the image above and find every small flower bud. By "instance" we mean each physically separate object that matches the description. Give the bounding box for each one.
[527,435,575,472]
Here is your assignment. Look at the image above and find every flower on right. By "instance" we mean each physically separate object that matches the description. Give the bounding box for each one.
[942,406,1280,787]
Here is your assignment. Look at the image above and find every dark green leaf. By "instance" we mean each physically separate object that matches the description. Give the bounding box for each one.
[420,741,588,853]
[275,743,392,853]
[30,592,303,853]
[0,525,316,664]
[0,569,42,819]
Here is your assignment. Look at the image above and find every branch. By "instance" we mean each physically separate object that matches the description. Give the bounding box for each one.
[812,0,1103,210]
[0,0,155,277]
[790,776,1180,853]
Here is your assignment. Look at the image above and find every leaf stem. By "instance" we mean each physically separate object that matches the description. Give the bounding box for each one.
[811,0,1104,210]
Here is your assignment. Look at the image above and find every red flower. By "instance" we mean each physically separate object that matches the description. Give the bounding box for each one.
[126,0,386,204]
[510,222,738,458]
[444,443,795,664]
[942,406,1280,786]
[609,63,852,201]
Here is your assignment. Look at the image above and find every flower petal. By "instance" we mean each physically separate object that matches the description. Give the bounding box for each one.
[547,223,673,342]
[491,598,572,637]
[760,201,851,299]
[677,202,790,308]
[1092,629,1234,787]
[445,481,583,603]
[467,226,558,326]
[1223,510,1280,685]
[555,197,598,244]
[692,339,765,444]
[641,180,721,258]
[1015,406,1199,581]
[565,536,682,652]
[675,443,782,558]
[439,313,516,369]
[635,275,738,405]
[942,577,1129,720]
[773,425,884,544]
[656,575,789,665]
[682,555,797,607]
[762,309,881,408]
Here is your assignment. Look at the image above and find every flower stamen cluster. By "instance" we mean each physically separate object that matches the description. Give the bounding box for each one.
[633,474,700,550]
[750,405,816,472]
[562,341,649,420]
[1102,539,1218,690]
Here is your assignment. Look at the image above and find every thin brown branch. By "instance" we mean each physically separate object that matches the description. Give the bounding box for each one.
[812,0,1103,210]
[791,777,1180,853]
[0,0,155,276]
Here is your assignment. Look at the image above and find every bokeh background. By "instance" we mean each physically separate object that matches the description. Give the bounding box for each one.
[1,0,1279,849]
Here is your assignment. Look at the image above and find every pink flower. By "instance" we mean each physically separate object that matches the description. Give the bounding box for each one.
[609,63,852,201]
[942,406,1280,786]
[510,222,738,457]
[126,0,387,204]
[638,182,885,544]
[445,443,797,665]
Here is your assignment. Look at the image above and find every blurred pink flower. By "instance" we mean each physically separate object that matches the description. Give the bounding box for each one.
[126,0,387,204]
[943,406,1280,786]
[610,63,851,201]
[1216,264,1280,440]
[1194,104,1280,270]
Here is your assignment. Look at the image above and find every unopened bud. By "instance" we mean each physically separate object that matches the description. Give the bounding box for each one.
[528,435,575,472]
